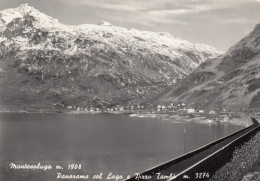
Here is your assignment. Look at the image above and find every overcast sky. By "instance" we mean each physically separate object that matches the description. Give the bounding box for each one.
[0,0,260,51]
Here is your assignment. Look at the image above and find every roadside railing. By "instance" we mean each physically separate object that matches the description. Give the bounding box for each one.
[170,117,259,180]
[125,117,259,181]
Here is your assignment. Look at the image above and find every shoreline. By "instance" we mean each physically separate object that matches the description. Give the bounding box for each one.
[129,112,253,127]
[0,110,254,127]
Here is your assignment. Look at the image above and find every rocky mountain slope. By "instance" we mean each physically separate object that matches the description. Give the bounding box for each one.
[0,4,222,111]
[156,23,260,112]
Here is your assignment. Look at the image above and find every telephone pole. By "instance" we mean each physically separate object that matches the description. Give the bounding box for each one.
[183,128,186,154]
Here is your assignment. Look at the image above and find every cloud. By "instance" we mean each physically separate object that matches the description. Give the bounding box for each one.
[215,18,255,25]
[81,1,145,12]
[57,0,260,28]
[146,4,214,17]
[61,0,147,12]
[61,0,192,26]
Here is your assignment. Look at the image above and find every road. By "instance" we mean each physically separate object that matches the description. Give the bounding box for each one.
[126,118,259,181]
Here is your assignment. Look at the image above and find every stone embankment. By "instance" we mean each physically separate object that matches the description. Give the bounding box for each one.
[209,117,260,181]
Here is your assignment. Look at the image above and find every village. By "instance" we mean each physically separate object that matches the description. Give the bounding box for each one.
[54,101,249,125]
[59,102,240,120]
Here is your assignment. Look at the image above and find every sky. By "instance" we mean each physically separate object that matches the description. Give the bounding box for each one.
[0,0,260,51]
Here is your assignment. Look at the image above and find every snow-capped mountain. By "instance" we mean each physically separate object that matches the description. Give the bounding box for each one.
[0,4,222,111]
[156,23,260,112]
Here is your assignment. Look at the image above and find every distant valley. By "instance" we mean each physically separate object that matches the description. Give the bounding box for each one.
[155,23,260,113]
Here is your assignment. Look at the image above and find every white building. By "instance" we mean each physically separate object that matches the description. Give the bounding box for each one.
[198,110,204,113]
[187,109,195,113]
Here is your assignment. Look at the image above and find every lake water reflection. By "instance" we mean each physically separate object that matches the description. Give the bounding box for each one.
[0,113,243,179]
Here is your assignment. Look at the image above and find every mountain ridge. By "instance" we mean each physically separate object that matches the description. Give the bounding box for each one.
[155,23,260,112]
[0,4,222,111]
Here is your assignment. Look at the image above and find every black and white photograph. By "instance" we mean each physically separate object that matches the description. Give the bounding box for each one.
[0,0,260,180]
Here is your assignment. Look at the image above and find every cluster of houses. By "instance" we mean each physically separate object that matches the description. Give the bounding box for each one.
[156,103,218,115]
[63,102,222,115]
[65,104,145,112]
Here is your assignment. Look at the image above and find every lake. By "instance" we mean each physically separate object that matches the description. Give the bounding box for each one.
[0,113,243,180]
